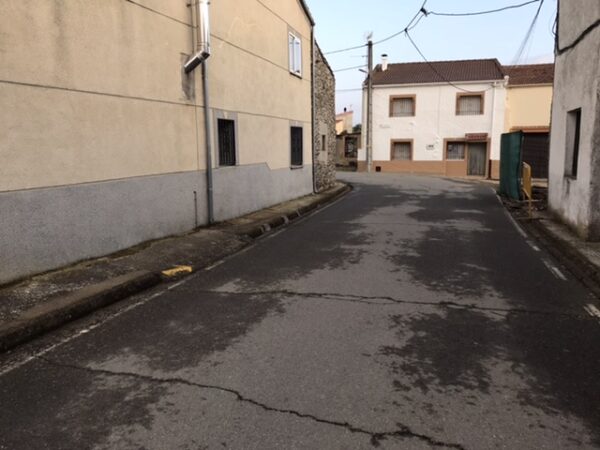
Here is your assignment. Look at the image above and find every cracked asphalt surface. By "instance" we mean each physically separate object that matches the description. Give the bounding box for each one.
[1,173,599,449]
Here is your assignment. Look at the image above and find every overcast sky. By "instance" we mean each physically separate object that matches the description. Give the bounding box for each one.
[304,0,557,123]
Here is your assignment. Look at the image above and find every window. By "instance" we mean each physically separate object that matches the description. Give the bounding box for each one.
[291,126,303,166]
[288,32,302,76]
[456,93,484,115]
[565,108,582,178]
[389,96,415,117]
[447,142,466,160]
[217,119,236,166]
[391,141,412,160]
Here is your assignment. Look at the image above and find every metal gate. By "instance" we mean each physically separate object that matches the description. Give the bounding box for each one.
[522,132,549,179]
[499,131,523,200]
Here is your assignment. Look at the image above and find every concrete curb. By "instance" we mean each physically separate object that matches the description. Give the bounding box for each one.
[0,271,161,352]
[239,184,352,239]
[523,218,600,299]
[0,183,351,353]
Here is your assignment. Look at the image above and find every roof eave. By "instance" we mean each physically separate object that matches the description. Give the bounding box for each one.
[298,0,315,26]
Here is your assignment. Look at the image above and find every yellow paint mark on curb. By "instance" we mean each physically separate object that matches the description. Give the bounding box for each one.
[162,266,193,277]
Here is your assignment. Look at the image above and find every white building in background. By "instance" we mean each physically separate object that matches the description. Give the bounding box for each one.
[360,58,507,178]
[548,0,600,240]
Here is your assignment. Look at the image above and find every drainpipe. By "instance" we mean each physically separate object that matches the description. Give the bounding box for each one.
[202,62,215,224]
[311,27,317,193]
[489,81,498,179]
[185,0,214,224]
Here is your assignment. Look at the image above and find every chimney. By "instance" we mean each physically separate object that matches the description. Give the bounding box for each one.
[381,54,388,71]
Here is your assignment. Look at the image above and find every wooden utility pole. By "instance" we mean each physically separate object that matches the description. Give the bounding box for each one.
[366,39,373,173]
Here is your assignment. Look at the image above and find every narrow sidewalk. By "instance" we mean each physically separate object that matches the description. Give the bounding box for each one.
[0,182,350,352]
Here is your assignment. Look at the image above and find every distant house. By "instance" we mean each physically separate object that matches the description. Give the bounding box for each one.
[548,0,600,240]
[361,58,506,178]
[336,109,354,135]
[336,130,361,168]
[504,64,554,179]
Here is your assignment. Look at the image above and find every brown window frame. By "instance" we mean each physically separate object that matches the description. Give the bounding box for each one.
[390,139,414,161]
[455,92,485,116]
[389,95,416,117]
[445,140,467,161]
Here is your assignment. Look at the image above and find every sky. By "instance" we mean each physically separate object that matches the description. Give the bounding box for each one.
[304,0,558,124]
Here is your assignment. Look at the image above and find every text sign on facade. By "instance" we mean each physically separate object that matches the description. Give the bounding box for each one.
[465,133,488,142]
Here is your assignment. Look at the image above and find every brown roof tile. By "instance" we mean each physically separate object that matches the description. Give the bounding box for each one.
[504,64,554,85]
[371,59,505,86]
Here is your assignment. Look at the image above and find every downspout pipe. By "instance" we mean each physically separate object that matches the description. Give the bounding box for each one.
[311,27,317,193]
[202,61,215,224]
[186,0,214,224]
[185,0,211,73]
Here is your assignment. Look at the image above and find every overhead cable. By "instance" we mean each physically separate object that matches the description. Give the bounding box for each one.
[427,0,540,17]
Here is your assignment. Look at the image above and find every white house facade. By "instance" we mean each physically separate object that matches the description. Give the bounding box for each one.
[360,59,507,178]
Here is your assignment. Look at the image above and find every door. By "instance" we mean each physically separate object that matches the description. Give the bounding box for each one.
[467,143,487,176]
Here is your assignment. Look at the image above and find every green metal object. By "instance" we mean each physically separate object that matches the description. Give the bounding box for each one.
[499,131,523,200]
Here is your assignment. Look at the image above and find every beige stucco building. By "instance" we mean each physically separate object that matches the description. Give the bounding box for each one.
[504,64,554,179]
[0,0,323,283]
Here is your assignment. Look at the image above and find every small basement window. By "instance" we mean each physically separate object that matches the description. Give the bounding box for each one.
[291,126,303,166]
[217,119,236,166]
[288,32,302,76]
[565,108,582,178]
[456,93,484,115]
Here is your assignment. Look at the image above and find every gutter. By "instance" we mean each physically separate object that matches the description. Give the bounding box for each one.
[185,0,214,224]
[311,26,317,193]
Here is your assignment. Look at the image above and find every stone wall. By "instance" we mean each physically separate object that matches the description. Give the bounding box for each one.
[314,45,337,192]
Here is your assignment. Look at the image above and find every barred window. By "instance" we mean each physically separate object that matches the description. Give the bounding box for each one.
[390,96,415,117]
[291,126,303,166]
[217,119,236,166]
[456,94,483,115]
[391,141,412,160]
[447,142,466,160]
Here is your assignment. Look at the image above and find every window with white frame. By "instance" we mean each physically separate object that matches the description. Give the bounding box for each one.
[288,32,302,76]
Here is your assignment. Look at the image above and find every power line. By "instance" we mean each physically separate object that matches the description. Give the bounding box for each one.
[427,0,540,17]
[336,88,364,92]
[511,0,544,65]
[333,64,367,73]
[556,18,600,55]
[324,43,367,56]
[405,31,495,94]
[324,0,428,55]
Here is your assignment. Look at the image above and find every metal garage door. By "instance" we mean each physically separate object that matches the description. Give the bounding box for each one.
[522,133,549,179]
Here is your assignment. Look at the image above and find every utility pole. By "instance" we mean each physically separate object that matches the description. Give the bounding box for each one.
[366,39,373,173]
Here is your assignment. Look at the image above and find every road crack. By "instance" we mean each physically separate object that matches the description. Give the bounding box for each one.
[199,289,591,320]
[40,356,464,449]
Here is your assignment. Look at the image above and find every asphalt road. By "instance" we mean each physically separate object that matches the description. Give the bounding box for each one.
[1,173,599,449]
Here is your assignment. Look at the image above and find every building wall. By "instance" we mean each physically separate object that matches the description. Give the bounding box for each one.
[548,0,600,240]
[314,46,336,191]
[335,112,353,135]
[505,85,553,131]
[363,81,505,176]
[0,0,313,283]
